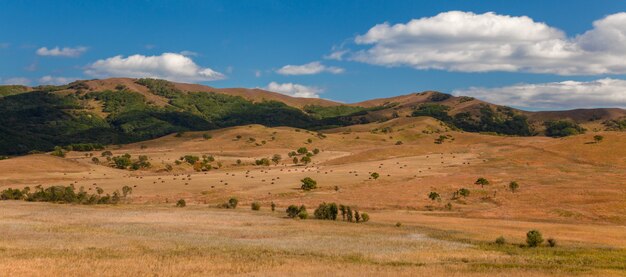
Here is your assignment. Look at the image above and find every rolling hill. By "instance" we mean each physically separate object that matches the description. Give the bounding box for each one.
[1,77,625,155]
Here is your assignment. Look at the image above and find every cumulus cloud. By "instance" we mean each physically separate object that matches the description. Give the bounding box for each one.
[264,82,322,98]
[36,46,87,57]
[453,78,626,110]
[85,53,225,82]
[351,11,626,75]
[277,61,344,75]
[38,76,78,85]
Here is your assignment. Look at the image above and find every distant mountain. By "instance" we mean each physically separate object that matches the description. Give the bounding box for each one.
[1,78,624,155]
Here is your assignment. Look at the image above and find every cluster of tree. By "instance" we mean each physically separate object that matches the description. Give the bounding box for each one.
[176,154,216,171]
[544,120,586,137]
[286,205,309,219]
[111,154,151,170]
[412,104,535,136]
[1,185,132,205]
[288,147,319,165]
[603,118,626,131]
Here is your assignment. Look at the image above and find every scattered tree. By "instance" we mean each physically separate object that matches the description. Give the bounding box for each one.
[176,199,186,207]
[593,135,604,143]
[271,154,282,165]
[475,177,490,188]
[370,172,380,179]
[509,181,519,193]
[428,191,441,201]
[300,177,317,191]
[526,230,544,247]
[251,201,261,211]
[495,236,506,245]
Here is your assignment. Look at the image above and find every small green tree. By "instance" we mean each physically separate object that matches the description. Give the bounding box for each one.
[361,213,370,222]
[300,177,317,191]
[346,206,353,222]
[593,135,604,143]
[475,177,490,188]
[51,146,66,158]
[495,236,506,245]
[176,199,186,207]
[286,205,300,218]
[271,154,282,165]
[339,204,347,221]
[297,147,308,155]
[509,181,519,193]
[300,156,311,165]
[297,205,308,219]
[354,210,361,223]
[228,197,239,209]
[526,230,544,247]
[458,188,470,198]
[428,191,441,201]
[293,157,299,164]
[270,201,276,212]
[251,201,261,211]
[370,172,380,179]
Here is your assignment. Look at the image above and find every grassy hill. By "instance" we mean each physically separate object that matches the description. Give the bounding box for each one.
[1,77,624,155]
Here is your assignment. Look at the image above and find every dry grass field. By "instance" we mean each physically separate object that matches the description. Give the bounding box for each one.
[1,117,625,276]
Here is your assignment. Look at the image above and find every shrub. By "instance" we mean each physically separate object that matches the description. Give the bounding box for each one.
[251,201,261,211]
[458,188,470,198]
[370,172,380,179]
[428,191,440,201]
[313,202,338,220]
[203,133,212,140]
[312,148,320,155]
[50,146,66,158]
[286,205,301,218]
[354,210,361,223]
[176,199,186,207]
[475,177,489,188]
[547,238,557,247]
[255,158,270,166]
[300,177,317,191]
[300,156,311,165]
[495,236,506,245]
[361,213,370,222]
[297,206,308,219]
[271,154,282,165]
[271,201,276,212]
[526,230,544,247]
[228,197,239,209]
[112,154,132,169]
[395,222,402,227]
[593,135,603,143]
[91,157,100,164]
[509,181,519,193]
[1,188,24,200]
[297,147,308,155]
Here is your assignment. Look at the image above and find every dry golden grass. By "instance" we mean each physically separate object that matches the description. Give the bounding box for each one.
[1,118,625,275]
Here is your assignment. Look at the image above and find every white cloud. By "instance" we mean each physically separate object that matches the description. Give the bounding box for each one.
[324,49,348,61]
[351,11,626,75]
[254,70,262,78]
[36,46,87,57]
[38,76,78,85]
[453,78,626,110]
[0,43,9,49]
[277,61,344,75]
[85,53,225,82]
[1,77,31,86]
[264,82,322,98]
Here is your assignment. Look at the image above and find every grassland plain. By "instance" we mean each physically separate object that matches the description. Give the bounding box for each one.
[1,118,625,276]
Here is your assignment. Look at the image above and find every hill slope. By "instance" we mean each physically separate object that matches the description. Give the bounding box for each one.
[1,78,625,155]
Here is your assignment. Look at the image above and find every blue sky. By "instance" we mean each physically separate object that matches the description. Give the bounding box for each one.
[1,0,626,110]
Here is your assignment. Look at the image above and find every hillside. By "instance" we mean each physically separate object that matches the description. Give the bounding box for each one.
[1,78,625,155]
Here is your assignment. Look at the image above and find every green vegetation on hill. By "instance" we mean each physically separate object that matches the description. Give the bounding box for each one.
[0,79,367,155]
[544,120,586,137]
[412,104,535,136]
[0,85,28,97]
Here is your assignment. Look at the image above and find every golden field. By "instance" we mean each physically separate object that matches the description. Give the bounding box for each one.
[1,117,625,276]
